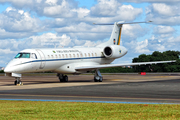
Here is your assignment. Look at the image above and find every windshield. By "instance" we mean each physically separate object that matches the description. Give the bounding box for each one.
[15,53,30,58]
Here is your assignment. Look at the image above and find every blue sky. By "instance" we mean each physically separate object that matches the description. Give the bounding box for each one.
[0,0,180,67]
[75,0,97,8]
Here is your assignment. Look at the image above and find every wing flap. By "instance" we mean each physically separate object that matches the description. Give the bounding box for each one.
[75,60,176,71]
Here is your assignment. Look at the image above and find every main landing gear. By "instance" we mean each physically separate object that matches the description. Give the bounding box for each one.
[57,70,103,83]
[94,69,103,82]
[57,74,68,82]
[14,77,23,86]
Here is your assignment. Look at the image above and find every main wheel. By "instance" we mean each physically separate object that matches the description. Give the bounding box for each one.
[14,80,17,85]
[94,76,99,82]
[99,77,103,82]
[59,78,64,82]
[94,76,103,82]
[63,75,68,82]
[58,76,64,82]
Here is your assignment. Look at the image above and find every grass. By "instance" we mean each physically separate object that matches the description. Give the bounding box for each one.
[0,101,180,120]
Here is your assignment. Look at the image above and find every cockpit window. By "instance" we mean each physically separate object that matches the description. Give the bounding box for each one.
[15,53,30,58]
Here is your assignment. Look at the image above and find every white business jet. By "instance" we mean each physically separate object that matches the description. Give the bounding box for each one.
[4,21,175,85]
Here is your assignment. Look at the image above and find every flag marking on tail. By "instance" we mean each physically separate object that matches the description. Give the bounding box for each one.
[117,27,122,45]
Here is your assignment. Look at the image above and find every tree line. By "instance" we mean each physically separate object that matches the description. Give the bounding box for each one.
[132,50,180,72]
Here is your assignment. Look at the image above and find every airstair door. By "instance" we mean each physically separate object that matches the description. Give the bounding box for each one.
[36,49,46,69]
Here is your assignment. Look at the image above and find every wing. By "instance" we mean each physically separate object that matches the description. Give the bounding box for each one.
[75,60,176,71]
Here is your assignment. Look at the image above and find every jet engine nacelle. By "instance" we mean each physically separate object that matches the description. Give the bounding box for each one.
[103,45,127,59]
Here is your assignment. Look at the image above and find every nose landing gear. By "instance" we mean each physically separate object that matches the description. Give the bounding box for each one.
[14,77,23,86]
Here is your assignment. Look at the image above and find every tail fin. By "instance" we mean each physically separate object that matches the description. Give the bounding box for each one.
[95,21,152,47]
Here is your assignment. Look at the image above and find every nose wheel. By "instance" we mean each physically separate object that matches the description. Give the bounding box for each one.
[14,78,23,86]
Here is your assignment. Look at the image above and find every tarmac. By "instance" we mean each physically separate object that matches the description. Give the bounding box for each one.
[0,73,180,104]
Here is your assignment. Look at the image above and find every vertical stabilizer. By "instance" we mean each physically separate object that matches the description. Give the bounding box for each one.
[110,23,123,46]
[95,21,152,47]
[97,22,123,47]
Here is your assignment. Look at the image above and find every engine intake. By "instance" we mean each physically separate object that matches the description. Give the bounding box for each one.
[103,45,127,59]
[104,46,112,56]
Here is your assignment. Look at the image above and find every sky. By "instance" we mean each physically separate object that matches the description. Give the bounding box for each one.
[0,0,180,67]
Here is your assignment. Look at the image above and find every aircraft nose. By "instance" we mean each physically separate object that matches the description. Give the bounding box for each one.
[4,61,15,73]
[4,65,12,73]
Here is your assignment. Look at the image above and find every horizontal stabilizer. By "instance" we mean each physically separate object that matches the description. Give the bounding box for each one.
[93,21,152,25]
[75,60,176,71]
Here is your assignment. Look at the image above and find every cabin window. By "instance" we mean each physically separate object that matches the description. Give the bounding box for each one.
[51,55,54,58]
[80,53,83,57]
[48,55,50,59]
[62,54,64,58]
[77,54,79,58]
[69,54,71,58]
[59,54,61,58]
[15,53,30,58]
[66,54,68,58]
[92,53,94,57]
[85,53,87,57]
[31,53,37,59]
[88,53,90,57]
[73,54,75,58]
[95,53,97,57]
[55,55,58,58]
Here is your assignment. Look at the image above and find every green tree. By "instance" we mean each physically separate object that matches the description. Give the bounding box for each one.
[100,67,134,73]
[132,50,180,72]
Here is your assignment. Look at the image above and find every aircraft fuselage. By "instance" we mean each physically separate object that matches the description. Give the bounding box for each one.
[4,46,128,75]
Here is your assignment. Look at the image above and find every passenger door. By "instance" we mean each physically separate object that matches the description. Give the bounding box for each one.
[36,49,46,69]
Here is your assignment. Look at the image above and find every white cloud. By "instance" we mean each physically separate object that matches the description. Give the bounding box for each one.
[152,3,174,16]
[148,43,166,51]
[43,0,76,17]
[0,28,33,39]
[117,5,142,21]
[135,39,151,53]
[0,49,17,55]
[154,26,175,34]
[29,33,72,47]
[90,0,120,17]
[5,7,15,12]
[124,39,150,54]
[45,0,58,5]
[0,7,46,39]
[146,3,180,25]
[122,24,147,40]
[72,8,90,18]
[90,0,142,21]
[167,36,180,43]
[56,22,111,33]
[55,22,112,40]
[112,0,180,3]
[0,0,34,8]
[83,41,97,47]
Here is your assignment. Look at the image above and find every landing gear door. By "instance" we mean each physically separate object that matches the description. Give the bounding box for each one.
[36,49,46,69]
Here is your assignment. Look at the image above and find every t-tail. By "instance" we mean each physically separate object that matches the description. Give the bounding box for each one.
[95,21,152,47]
